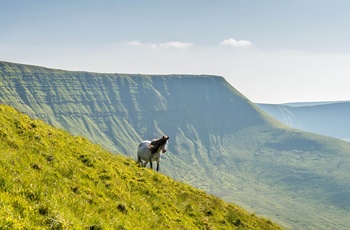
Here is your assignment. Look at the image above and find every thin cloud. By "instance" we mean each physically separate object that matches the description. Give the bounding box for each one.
[125,40,193,49]
[220,38,252,47]
[158,41,193,49]
[125,40,143,47]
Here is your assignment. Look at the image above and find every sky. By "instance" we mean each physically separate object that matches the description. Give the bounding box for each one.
[1,0,350,103]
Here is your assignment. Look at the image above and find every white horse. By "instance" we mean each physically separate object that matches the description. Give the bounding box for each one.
[137,135,169,171]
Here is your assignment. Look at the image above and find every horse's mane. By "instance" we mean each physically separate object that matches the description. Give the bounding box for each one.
[149,136,168,154]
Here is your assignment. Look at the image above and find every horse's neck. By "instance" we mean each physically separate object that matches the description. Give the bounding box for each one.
[153,148,161,156]
[155,146,163,154]
[149,142,161,154]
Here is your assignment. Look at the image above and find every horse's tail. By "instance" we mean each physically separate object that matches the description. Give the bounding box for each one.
[136,144,143,166]
[136,156,141,165]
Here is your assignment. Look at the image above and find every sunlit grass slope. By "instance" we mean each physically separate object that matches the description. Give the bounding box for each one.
[0,104,281,229]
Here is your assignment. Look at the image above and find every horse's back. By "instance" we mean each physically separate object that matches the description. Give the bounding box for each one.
[138,140,150,151]
[137,141,151,158]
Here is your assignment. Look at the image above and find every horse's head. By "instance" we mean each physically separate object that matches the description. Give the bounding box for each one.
[160,135,169,153]
[149,135,169,154]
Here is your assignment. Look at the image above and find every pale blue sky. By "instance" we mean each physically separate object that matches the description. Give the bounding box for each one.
[2,0,350,103]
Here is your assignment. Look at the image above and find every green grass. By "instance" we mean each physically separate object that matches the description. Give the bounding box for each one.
[0,104,281,229]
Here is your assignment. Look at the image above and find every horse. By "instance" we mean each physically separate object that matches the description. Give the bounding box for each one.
[137,135,169,171]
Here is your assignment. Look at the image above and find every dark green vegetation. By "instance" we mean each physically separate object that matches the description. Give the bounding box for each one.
[0,104,281,229]
[1,61,350,229]
[258,102,350,141]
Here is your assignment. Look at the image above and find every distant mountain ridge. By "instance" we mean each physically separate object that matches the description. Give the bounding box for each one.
[284,100,350,107]
[1,61,350,229]
[258,101,350,141]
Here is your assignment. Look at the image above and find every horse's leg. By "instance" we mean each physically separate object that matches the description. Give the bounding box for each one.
[156,160,160,172]
[143,161,148,167]
[149,157,153,169]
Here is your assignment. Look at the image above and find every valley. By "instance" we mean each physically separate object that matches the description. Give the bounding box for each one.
[1,61,350,229]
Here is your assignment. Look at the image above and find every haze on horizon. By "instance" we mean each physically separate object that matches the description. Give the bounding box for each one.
[1,0,350,104]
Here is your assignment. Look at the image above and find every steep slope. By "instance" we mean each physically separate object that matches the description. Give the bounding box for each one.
[1,61,350,229]
[0,104,281,229]
[258,102,350,141]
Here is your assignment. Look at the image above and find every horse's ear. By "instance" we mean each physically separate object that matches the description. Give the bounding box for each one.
[166,136,169,140]
[162,135,165,138]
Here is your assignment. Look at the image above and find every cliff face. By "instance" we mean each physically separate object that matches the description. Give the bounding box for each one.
[0,61,270,155]
[1,61,350,229]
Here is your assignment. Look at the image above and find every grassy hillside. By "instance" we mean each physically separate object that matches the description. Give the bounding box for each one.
[1,61,350,229]
[0,104,280,229]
